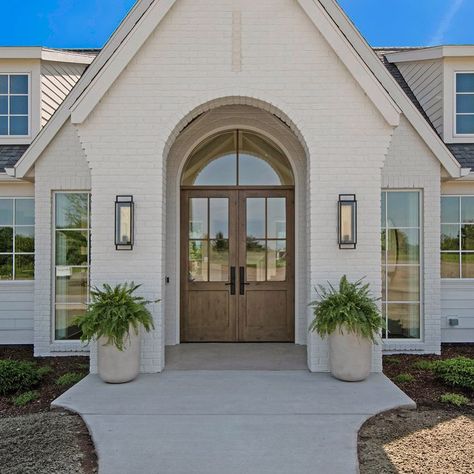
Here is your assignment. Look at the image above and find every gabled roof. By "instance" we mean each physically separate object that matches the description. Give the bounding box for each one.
[6,0,466,178]
[0,47,96,64]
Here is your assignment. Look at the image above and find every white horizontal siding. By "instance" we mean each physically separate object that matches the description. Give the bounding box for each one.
[40,61,87,126]
[0,282,34,344]
[397,60,444,136]
[441,280,474,343]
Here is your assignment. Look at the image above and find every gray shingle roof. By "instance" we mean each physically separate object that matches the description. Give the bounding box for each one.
[0,145,29,172]
[446,144,474,169]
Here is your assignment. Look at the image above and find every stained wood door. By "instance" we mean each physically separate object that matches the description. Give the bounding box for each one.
[181,188,294,342]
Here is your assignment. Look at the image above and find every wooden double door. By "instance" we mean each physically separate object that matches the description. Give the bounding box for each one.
[181,188,294,342]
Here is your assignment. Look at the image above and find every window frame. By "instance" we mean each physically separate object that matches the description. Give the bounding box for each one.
[52,191,91,343]
[0,196,35,282]
[0,73,31,137]
[454,71,474,138]
[381,189,424,342]
[441,194,474,280]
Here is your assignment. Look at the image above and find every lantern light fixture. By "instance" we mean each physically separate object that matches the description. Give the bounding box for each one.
[338,194,357,249]
[115,195,134,250]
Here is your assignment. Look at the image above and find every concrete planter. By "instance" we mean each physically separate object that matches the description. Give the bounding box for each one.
[97,327,140,384]
[329,327,372,382]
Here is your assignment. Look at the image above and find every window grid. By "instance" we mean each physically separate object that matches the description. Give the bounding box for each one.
[0,197,34,281]
[0,74,29,136]
[455,72,474,136]
[441,195,474,279]
[53,192,91,342]
[381,191,423,341]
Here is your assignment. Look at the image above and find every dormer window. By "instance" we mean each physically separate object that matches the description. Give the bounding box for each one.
[456,72,474,135]
[0,74,29,136]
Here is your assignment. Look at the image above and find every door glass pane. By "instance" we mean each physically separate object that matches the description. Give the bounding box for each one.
[387,303,420,339]
[267,240,286,281]
[247,198,265,238]
[55,230,88,266]
[182,132,237,185]
[387,192,419,228]
[462,253,474,278]
[387,229,419,264]
[15,255,34,280]
[189,240,208,282]
[56,267,88,304]
[267,198,286,238]
[55,304,85,341]
[210,198,228,239]
[441,197,460,223]
[0,255,13,280]
[441,253,460,278]
[0,199,13,225]
[210,239,229,281]
[189,198,208,239]
[386,265,420,302]
[15,199,34,225]
[246,239,266,281]
[56,194,88,229]
[381,230,386,264]
[461,197,474,223]
[15,226,34,252]
[441,225,459,250]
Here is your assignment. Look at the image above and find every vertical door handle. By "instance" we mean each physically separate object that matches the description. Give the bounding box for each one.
[239,266,250,295]
[225,266,236,295]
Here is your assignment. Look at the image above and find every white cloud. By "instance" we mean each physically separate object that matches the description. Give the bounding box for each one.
[429,0,465,45]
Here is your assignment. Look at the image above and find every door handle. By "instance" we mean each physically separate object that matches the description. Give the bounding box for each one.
[225,266,236,295]
[239,266,250,295]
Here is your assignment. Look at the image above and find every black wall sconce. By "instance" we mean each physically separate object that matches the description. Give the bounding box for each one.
[338,194,357,249]
[115,195,134,250]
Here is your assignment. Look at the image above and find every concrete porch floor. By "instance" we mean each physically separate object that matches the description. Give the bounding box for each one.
[53,345,415,474]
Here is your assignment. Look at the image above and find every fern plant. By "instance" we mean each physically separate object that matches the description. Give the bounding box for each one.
[309,276,383,342]
[75,283,157,351]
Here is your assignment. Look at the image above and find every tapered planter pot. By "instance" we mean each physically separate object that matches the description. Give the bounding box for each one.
[329,327,372,382]
[97,328,140,384]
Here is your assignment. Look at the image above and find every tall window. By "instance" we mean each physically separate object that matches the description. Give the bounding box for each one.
[54,193,90,341]
[456,72,474,135]
[0,74,29,136]
[0,198,34,280]
[381,191,422,340]
[441,196,474,279]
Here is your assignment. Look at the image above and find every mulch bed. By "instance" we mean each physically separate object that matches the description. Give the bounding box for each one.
[0,346,97,474]
[359,344,474,474]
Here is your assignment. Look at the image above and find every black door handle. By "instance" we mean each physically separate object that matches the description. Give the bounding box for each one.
[225,266,236,295]
[239,266,250,295]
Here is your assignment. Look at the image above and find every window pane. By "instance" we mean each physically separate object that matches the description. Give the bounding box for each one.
[10,75,28,94]
[441,225,460,250]
[441,253,460,278]
[15,255,34,280]
[247,198,265,238]
[0,199,13,225]
[0,75,7,94]
[246,238,266,281]
[15,199,34,225]
[0,96,7,114]
[56,193,88,229]
[209,239,229,282]
[457,94,474,114]
[210,198,228,239]
[387,303,420,339]
[56,267,88,304]
[189,240,208,282]
[55,304,85,341]
[387,228,419,264]
[267,198,286,238]
[267,240,286,281]
[457,73,474,93]
[457,115,474,135]
[182,132,237,186]
[189,198,207,239]
[10,96,28,114]
[55,230,88,266]
[461,196,474,223]
[387,192,419,228]
[15,226,34,252]
[0,227,13,252]
[461,224,474,250]
[387,265,420,302]
[0,255,13,280]
[462,254,474,278]
[441,196,459,223]
[0,116,7,135]
[10,116,28,135]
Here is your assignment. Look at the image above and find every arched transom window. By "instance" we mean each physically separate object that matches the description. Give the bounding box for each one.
[181,130,294,186]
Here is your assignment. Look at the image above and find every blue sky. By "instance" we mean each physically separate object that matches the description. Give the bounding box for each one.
[1,0,474,48]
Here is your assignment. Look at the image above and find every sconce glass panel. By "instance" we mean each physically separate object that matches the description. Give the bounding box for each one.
[338,195,357,249]
[115,196,134,250]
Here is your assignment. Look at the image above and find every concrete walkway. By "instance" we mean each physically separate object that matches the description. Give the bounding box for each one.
[53,370,415,474]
